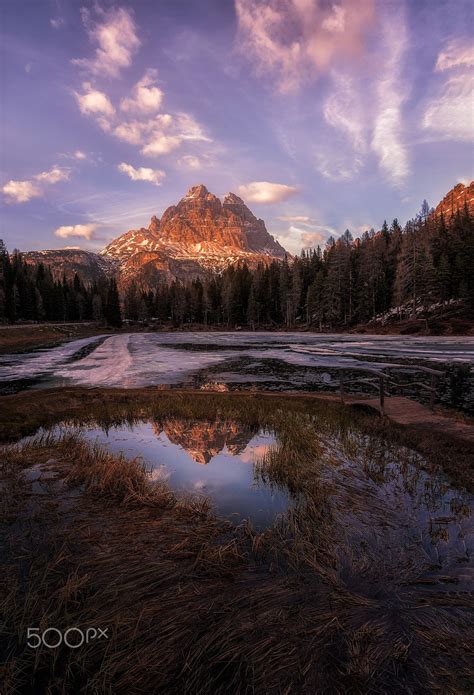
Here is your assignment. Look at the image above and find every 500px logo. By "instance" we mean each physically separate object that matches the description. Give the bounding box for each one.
[26,627,109,649]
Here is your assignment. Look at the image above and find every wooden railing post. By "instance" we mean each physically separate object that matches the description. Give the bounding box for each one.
[430,374,436,411]
[379,376,385,415]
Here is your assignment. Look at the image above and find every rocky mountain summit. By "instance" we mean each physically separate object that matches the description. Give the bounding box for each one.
[101,184,286,286]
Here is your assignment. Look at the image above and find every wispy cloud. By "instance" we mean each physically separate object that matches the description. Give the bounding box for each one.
[178,155,203,170]
[422,75,474,141]
[2,166,70,203]
[370,6,410,187]
[238,181,297,203]
[50,17,65,30]
[72,6,140,78]
[422,38,474,142]
[276,215,315,223]
[55,223,99,240]
[315,151,363,182]
[323,73,366,153]
[435,37,474,72]
[118,162,166,186]
[235,0,375,92]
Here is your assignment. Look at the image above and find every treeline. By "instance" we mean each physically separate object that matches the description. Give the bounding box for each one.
[0,241,122,326]
[124,203,473,328]
[1,202,473,329]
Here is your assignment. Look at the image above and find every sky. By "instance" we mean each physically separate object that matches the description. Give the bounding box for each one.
[1,0,473,255]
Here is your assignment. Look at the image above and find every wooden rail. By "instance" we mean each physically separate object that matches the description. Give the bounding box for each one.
[335,365,444,415]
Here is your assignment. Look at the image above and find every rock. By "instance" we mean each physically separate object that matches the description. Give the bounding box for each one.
[433,181,474,219]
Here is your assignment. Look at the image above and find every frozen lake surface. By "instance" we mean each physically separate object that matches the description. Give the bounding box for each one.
[1,331,473,395]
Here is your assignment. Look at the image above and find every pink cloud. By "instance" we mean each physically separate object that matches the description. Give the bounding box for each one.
[235,0,376,92]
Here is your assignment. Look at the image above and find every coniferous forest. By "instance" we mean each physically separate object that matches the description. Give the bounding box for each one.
[1,204,473,330]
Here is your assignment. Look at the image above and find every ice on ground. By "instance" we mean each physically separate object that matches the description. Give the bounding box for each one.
[1,331,473,389]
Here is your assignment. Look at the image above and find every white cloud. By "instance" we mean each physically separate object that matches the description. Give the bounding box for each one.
[141,133,183,156]
[74,150,87,160]
[55,223,98,240]
[2,180,41,204]
[238,181,298,204]
[371,9,409,187]
[120,69,164,114]
[118,162,166,186]
[24,62,32,74]
[72,6,140,78]
[74,82,115,132]
[422,74,474,141]
[35,167,70,184]
[113,112,210,157]
[178,155,202,170]
[235,0,375,92]
[435,38,474,72]
[2,167,70,203]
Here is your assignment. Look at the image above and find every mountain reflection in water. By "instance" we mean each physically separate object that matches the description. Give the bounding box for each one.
[72,418,289,529]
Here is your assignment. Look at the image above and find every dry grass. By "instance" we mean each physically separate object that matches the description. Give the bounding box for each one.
[0,323,114,354]
[1,393,473,693]
[1,388,472,492]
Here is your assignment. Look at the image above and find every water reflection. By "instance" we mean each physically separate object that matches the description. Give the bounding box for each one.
[72,418,289,529]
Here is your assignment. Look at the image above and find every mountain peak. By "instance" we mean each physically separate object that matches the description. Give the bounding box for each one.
[98,183,287,286]
[223,192,245,206]
[184,184,210,199]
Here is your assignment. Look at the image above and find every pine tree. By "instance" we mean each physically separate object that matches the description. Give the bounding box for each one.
[104,278,122,327]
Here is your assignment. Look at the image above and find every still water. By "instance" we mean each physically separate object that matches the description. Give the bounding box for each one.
[27,414,473,583]
[47,418,289,529]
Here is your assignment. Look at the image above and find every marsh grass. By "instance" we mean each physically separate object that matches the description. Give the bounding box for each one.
[0,390,473,693]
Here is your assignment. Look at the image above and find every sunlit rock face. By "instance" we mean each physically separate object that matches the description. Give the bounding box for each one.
[433,181,474,219]
[153,417,256,464]
[101,184,287,286]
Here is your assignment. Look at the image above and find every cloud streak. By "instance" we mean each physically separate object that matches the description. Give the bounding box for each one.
[423,38,474,142]
[370,6,409,187]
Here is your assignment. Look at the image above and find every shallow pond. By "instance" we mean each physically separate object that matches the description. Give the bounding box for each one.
[45,418,289,529]
[22,414,474,588]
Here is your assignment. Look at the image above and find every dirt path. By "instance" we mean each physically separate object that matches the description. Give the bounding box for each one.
[315,393,474,443]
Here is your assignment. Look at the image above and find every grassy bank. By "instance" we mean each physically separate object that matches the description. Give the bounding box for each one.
[0,323,111,354]
[1,388,473,491]
[1,390,473,693]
